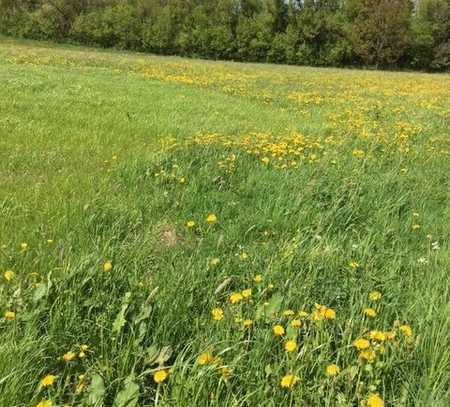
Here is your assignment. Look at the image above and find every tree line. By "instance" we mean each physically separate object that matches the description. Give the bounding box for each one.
[0,0,448,70]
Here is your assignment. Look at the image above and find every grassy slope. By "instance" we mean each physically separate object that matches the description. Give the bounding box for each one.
[0,37,449,406]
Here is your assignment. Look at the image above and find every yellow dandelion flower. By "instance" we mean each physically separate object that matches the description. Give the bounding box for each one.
[4,311,15,321]
[282,310,295,317]
[363,308,377,318]
[325,364,340,377]
[102,261,112,273]
[206,214,218,224]
[211,308,224,321]
[20,243,28,251]
[349,261,359,269]
[243,319,253,328]
[220,366,232,378]
[229,293,243,304]
[79,351,86,359]
[369,331,386,342]
[290,319,302,328]
[210,257,220,266]
[186,220,195,228]
[353,338,370,350]
[367,394,384,407]
[385,331,396,340]
[63,351,76,362]
[3,270,14,282]
[324,308,336,320]
[239,252,248,261]
[273,325,285,336]
[280,374,299,389]
[359,348,376,363]
[352,150,365,159]
[298,311,309,318]
[284,340,297,353]
[41,375,56,388]
[399,325,412,337]
[80,344,89,351]
[261,157,270,165]
[198,353,214,366]
[153,369,168,384]
[241,289,252,299]
[36,400,53,407]
[253,274,263,283]
[369,291,382,301]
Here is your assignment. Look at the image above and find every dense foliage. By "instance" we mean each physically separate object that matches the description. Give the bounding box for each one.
[0,1,448,69]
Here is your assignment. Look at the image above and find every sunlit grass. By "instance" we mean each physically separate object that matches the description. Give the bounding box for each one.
[0,38,449,406]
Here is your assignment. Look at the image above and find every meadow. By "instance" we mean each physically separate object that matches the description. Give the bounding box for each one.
[0,37,449,407]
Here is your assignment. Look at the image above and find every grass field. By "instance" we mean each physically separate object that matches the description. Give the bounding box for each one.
[0,37,449,407]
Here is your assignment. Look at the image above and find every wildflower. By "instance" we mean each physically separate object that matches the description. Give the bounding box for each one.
[211,308,224,321]
[280,374,299,389]
[206,214,218,224]
[36,401,53,407]
[363,308,377,318]
[241,289,252,299]
[47,240,54,245]
[349,261,359,269]
[399,325,412,337]
[243,319,253,328]
[4,311,15,321]
[353,338,370,350]
[253,274,263,283]
[369,291,382,301]
[239,252,248,261]
[352,150,365,159]
[369,331,386,342]
[385,331,396,340]
[198,353,214,366]
[261,157,270,165]
[229,293,243,304]
[290,319,302,329]
[186,220,195,228]
[220,366,232,378]
[153,369,169,384]
[273,325,285,336]
[3,270,14,282]
[284,340,297,353]
[282,310,295,317]
[324,308,336,320]
[20,243,28,251]
[210,257,220,266]
[103,261,112,273]
[298,311,308,318]
[80,344,89,351]
[41,375,56,388]
[325,364,340,377]
[359,349,376,363]
[63,351,76,362]
[79,351,86,359]
[367,394,384,407]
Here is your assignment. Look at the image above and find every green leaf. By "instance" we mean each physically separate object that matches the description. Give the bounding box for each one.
[113,375,139,407]
[156,345,173,366]
[32,283,47,303]
[112,292,132,336]
[255,293,283,320]
[86,374,105,406]
[144,345,160,366]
